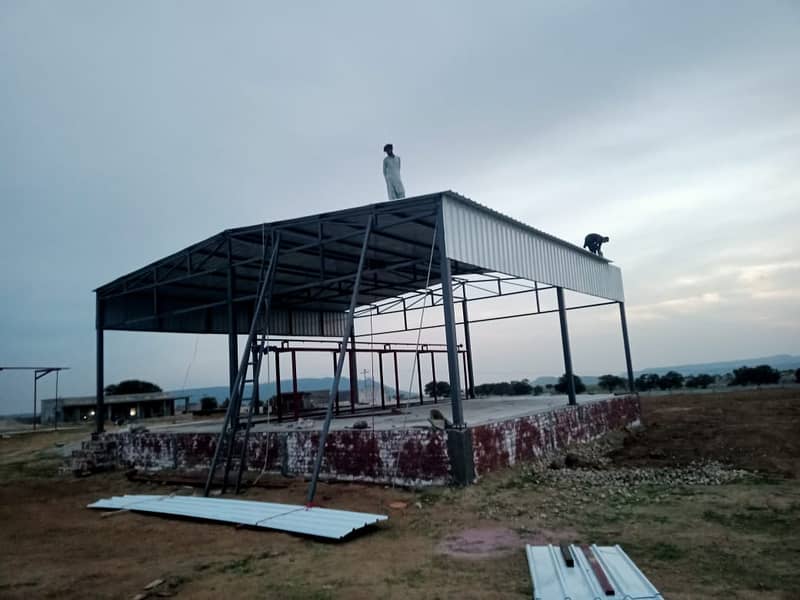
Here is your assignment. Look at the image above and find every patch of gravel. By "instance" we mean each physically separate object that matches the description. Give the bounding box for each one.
[534,460,750,488]
[494,431,753,513]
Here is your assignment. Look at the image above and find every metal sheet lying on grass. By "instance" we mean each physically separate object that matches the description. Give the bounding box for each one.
[88,494,388,540]
[526,544,662,600]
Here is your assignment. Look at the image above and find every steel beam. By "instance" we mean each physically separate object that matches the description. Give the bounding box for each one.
[307,216,373,505]
[556,287,577,406]
[355,300,618,338]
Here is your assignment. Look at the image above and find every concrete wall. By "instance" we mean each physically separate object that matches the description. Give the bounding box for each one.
[72,395,640,486]
[74,427,451,487]
[471,395,640,477]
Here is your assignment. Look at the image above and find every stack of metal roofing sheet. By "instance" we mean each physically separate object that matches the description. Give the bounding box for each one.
[526,544,662,599]
[88,494,388,540]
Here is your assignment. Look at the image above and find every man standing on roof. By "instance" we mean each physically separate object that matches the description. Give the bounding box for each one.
[383,143,406,200]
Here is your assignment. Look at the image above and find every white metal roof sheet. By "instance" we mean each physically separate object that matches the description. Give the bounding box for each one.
[88,494,388,540]
[526,544,662,600]
[442,194,625,302]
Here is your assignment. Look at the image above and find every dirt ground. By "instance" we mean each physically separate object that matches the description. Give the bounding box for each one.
[1,388,798,599]
[615,388,800,477]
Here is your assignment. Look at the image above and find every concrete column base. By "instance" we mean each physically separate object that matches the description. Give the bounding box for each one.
[447,427,475,486]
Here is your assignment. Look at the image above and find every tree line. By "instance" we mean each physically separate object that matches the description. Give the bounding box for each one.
[445,363,794,399]
[634,364,785,391]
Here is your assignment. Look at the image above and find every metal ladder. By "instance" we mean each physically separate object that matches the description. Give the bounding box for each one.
[204,234,280,497]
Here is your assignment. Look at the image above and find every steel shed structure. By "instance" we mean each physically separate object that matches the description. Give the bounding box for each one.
[93,191,634,492]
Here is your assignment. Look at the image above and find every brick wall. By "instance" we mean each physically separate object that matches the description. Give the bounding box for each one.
[471,395,640,477]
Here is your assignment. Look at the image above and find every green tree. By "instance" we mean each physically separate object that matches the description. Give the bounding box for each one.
[424,380,450,397]
[510,379,533,395]
[554,374,586,395]
[598,374,625,392]
[533,385,544,396]
[635,373,660,391]
[795,368,800,384]
[659,371,685,390]
[685,373,714,389]
[200,396,218,410]
[104,380,162,395]
[731,365,781,386]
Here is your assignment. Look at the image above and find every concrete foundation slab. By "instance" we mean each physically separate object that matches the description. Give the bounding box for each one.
[71,395,640,487]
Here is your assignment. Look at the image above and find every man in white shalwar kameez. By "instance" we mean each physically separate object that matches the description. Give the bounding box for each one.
[382,143,405,200]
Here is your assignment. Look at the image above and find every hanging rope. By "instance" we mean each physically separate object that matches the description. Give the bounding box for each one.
[179,335,201,405]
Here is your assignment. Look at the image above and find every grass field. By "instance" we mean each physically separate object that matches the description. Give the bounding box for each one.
[1,389,798,599]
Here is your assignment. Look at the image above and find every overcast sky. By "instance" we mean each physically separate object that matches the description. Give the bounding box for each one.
[1,1,798,413]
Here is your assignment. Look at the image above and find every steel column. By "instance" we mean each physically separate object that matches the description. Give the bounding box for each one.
[226,236,239,398]
[291,350,299,419]
[95,295,105,434]
[332,351,340,414]
[54,369,60,430]
[461,351,469,401]
[307,216,373,505]
[430,352,438,402]
[460,291,476,399]
[619,302,635,392]
[393,352,400,406]
[275,351,282,419]
[348,329,358,412]
[252,344,262,415]
[556,287,577,406]
[33,373,38,431]
[436,209,464,426]
[378,352,386,409]
[416,353,424,405]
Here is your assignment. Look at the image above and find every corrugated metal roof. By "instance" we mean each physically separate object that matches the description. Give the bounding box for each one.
[526,544,662,600]
[88,494,388,540]
[95,191,625,334]
[442,193,624,302]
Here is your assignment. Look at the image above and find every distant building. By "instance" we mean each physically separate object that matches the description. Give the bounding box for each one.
[40,392,187,424]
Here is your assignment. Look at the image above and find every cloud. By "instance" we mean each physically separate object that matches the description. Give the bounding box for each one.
[1,1,799,412]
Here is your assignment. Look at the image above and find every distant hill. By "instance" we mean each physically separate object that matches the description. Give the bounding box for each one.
[531,354,800,385]
[633,354,800,376]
